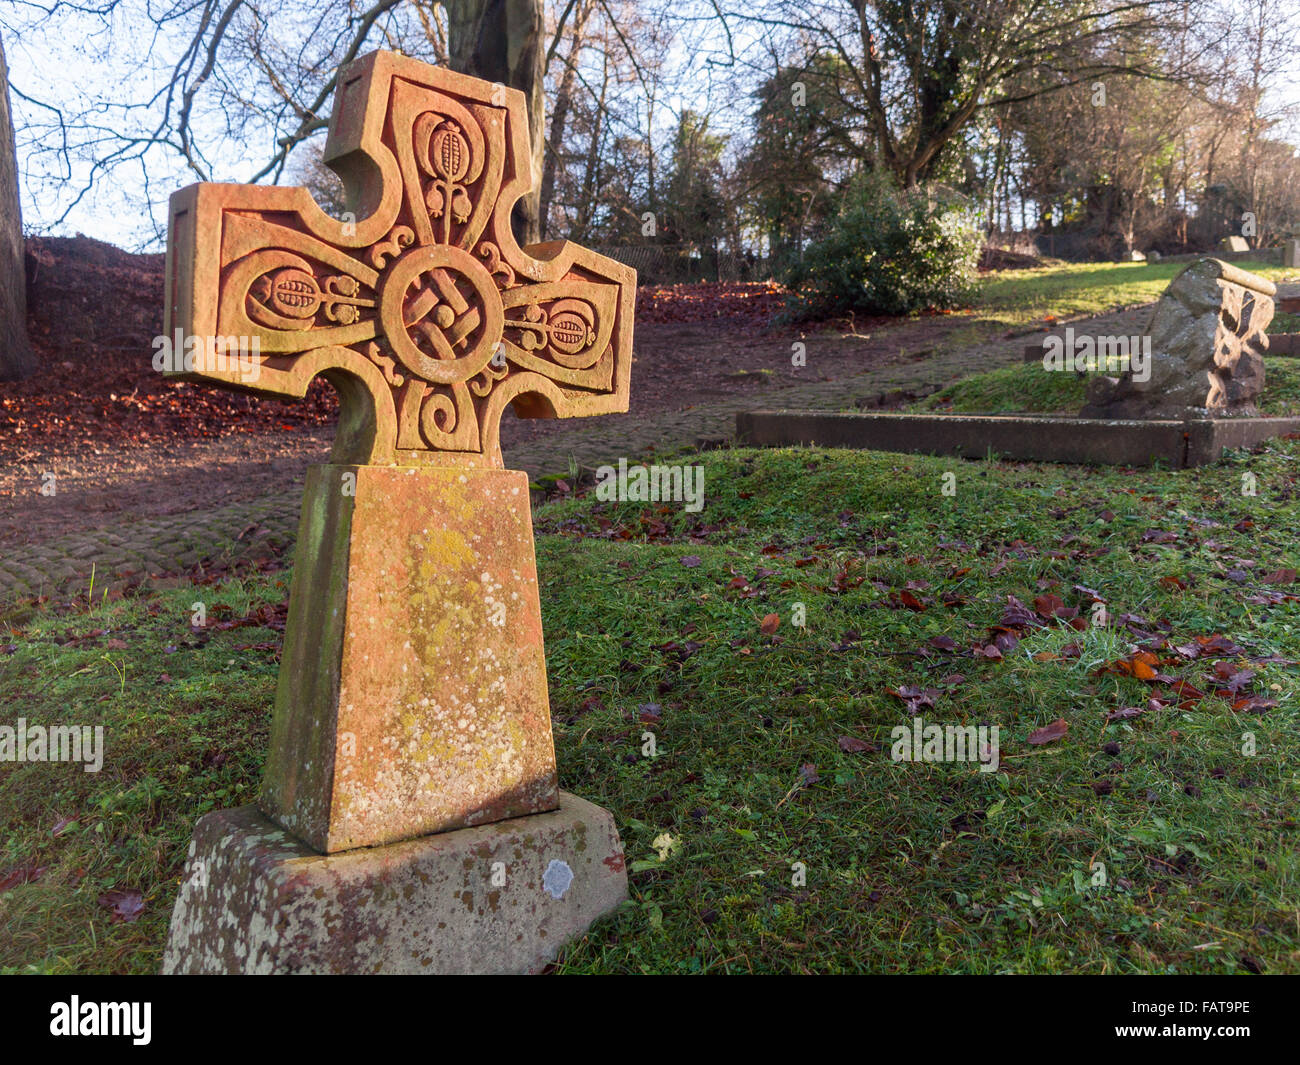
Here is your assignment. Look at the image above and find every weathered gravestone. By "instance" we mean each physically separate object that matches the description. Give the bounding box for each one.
[1081,258,1273,419]
[160,50,632,974]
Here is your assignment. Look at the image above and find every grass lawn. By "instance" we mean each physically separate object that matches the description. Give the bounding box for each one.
[972,259,1295,329]
[3,442,1299,974]
[914,357,1300,417]
[875,258,1297,361]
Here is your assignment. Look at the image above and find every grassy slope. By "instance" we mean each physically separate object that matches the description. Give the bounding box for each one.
[887,259,1295,361]
[972,260,1293,327]
[3,443,1299,974]
[915,357,1300,416]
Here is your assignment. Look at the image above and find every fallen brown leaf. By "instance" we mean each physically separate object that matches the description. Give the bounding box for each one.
[97,888,145,923]
[1027,718,1069,745]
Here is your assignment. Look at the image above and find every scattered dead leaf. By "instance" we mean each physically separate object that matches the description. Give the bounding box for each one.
[1027,718,1069,745]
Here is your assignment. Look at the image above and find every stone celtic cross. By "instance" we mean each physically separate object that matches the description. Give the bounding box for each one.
[166,49,634,469]
[162,50,635,857]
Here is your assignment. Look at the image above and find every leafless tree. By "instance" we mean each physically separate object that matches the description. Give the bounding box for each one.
[0,33,37,380]
[3,0,548,244]
[722,0,1197,187]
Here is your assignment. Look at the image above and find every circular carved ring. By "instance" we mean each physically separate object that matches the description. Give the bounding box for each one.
[379,244,504,385]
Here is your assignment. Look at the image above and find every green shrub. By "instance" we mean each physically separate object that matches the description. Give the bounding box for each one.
[782,170,981,320]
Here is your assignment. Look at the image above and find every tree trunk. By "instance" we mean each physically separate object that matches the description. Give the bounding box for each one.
[987,116,1007,236]
[0,35,36,381]
[573,54,608,242]
[446,0,545,246]
[538,0,592,239]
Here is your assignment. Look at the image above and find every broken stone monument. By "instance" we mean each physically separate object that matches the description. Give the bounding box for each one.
[1081,258,1274,420]
[160,50,632,974]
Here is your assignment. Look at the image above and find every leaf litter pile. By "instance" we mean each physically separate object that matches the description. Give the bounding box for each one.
[4,239,808,465]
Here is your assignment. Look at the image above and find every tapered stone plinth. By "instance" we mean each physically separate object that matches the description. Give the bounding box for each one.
[262,463,560,853]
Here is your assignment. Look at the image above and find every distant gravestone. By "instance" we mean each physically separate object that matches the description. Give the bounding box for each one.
[1219,235,1250,254]
[1081,258,1273,420]
[161,50,632,973]
[1284,240,1300,269]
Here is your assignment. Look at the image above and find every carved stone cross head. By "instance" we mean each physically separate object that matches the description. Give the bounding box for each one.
[164,50,635,468]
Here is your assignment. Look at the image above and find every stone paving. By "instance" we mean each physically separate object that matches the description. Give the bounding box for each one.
[0,494,300,608]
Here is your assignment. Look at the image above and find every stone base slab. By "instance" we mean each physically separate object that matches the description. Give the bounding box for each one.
[736,409,1300,469]
[162,793,627,975]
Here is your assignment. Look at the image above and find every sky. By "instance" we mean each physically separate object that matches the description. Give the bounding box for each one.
[4,0,761,251]
[7,4,201,249]
[6,0,1300,252]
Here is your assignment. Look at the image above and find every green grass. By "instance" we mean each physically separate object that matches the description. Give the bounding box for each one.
[914,356,1300,416]
[869,258,1296,362]
[972,260,1294,328]
[3,444,1300,974]
[0,576,283,973]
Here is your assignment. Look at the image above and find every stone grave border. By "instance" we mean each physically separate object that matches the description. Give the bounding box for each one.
[735,409,1300,469]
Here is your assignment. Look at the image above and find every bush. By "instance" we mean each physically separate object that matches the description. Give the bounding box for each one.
[782,171,981,320]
